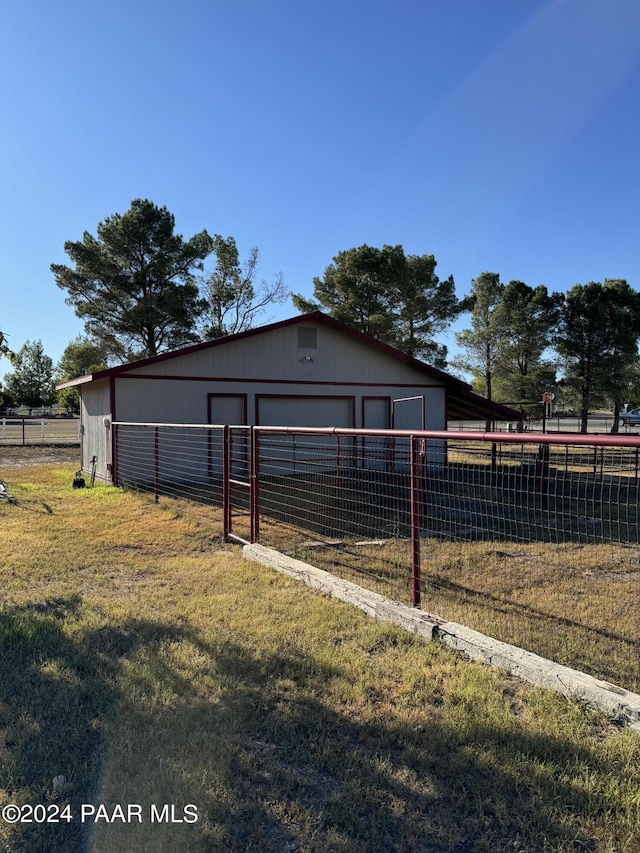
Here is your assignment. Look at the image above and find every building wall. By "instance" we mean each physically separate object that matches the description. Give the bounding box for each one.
[113,377,446,430]
[113,323,447,429]
[80,322,453,484]
[111,379,446,479]
[123,322,442,387]
[79,378,112,482]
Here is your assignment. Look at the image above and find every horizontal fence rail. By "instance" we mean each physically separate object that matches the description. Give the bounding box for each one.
[0,417,80,445]
[113,422,640,693]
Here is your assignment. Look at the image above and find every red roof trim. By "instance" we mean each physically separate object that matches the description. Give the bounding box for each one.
[116,372,446,389]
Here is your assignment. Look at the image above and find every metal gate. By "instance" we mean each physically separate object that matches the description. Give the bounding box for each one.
[223,426,258,544]
[391,396,425,430]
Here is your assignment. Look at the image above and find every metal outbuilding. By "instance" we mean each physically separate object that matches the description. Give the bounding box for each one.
[57,311,522,483]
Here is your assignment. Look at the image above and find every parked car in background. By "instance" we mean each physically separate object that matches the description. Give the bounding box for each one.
[620,407,640,426]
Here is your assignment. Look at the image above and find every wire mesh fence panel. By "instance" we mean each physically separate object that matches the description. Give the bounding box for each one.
[226,426,252,544]
[114,424,226,524]
[417,437,640,691]
[112,423,640,690]
[256,430,415,605]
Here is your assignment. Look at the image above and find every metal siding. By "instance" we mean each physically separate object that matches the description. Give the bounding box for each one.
[80,379,112,482]
[113,377,447,432]
[208,395,247,425]
[425,387,446,429]
[257,396,353,428]
[392,390,446,468]
[392,397,424,430]
[425,388,447,464]
[121,324,445,388]
[116,378,209,423]
[362,398,391,471]
[363,398,390,429]
[256,396,353,477]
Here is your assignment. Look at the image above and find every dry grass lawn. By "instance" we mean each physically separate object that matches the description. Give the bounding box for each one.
[281,534,640,693]
[0,453,639,852]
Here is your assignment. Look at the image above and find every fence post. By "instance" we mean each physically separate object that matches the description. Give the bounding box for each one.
[222,425,231,541]
[491,442,497,488]
[110,422,117,487]
[250,426,260,543]
[22,417,25,446]
[410,436,421,608]
[153,426,159,503]
[537,443,550,510]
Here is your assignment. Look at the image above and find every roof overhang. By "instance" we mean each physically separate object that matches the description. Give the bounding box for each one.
[56,373,101,390]
[447,386,524,422]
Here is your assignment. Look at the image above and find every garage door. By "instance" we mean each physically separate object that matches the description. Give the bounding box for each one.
[257,396,354,476]
[257,396,353,428]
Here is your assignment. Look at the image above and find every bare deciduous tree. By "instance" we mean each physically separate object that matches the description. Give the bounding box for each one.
[200,236,288,339]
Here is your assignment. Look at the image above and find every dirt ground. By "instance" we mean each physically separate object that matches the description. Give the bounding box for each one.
[0,444,80,470]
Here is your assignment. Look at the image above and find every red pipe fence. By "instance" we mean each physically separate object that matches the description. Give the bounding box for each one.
[111,422,640,690]
[113,422,640,595]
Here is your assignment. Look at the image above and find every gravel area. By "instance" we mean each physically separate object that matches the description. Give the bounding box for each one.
[0,444,81,469]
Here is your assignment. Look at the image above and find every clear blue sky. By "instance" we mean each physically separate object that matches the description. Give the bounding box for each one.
[1,0,639,379]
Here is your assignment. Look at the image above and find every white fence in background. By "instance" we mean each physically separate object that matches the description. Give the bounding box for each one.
[0,417,80,445]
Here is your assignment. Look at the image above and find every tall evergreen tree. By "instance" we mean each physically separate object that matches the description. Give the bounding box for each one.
[51,199,213,362]
[453,272,506,402]
[492,281,562,405]
[594,279,640,433]
[555,280,640,433]
[392,250,462,365]
[293,244,394,342]
[293,244,463,366]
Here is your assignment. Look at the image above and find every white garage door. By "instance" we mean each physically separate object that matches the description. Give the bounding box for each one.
[257,396,353,476]
[258,396,353,428]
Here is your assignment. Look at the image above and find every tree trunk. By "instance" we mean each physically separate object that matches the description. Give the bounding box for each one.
[611,397,622,434]
[580,404,589,434]
[485,370,493,432]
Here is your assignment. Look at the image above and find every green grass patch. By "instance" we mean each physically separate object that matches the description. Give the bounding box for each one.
[0,464,639,851]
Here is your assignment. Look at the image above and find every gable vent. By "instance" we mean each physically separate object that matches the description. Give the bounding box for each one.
[297,326,317,349]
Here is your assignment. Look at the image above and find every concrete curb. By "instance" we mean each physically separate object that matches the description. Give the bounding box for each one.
[243,543,640,733]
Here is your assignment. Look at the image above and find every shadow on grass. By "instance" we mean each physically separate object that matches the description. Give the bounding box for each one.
[0,600,191,853]
[92,630,636,853]
[2,599,636,852]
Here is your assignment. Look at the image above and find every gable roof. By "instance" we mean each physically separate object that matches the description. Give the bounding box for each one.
[57,311,523,422]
